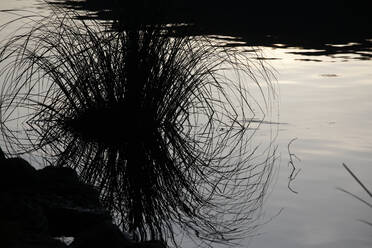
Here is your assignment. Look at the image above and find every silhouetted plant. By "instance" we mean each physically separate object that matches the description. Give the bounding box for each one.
[0,6,276,247]
[337,163,372,226]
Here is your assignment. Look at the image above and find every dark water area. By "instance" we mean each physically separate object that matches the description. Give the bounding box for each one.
[50,0,372,60]
[1,1,372,248]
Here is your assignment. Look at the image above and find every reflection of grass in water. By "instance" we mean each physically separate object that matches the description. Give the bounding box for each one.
[0,6,276,247]
[338,163,372,226]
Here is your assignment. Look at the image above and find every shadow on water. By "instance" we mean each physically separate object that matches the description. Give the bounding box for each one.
[47,0,372,61]
[0,3,277,247]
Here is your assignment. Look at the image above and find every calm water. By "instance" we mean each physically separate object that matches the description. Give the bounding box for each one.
[250,48,372,248]
[1,1,371,247]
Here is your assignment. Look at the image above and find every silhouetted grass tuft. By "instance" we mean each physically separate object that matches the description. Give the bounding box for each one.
[0,6,276,247]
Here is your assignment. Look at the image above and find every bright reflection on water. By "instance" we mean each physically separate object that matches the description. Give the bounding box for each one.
[248,47,372,248]
[1,1,372,248]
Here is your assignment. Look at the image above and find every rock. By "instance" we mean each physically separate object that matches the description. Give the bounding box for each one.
[0,157,37,191]
[0,193,48,234]
[135,241,167,248]
[69,220,133,248]
[0,193,62,248]
[35,166,112,237]
[0,150,50,247]
[69,221,167,248]
[36,166,101,207]
[44,206,111,237]
[0,149,166,248]
[59,214,167,248]
[37,166,80,185]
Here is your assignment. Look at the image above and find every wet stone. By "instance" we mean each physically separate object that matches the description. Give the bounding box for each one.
[0,148,166,248]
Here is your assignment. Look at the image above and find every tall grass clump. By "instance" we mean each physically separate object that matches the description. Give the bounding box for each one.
[0,6,276,247]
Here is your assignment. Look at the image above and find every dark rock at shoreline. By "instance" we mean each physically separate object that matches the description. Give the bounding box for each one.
[69,220,132,248]
[69,221,167,248]
[35,166,110,237]
[0,148,166,248]
[0,157,38,191]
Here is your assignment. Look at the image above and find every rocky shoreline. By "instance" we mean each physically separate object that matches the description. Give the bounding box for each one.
[0,149,165,248]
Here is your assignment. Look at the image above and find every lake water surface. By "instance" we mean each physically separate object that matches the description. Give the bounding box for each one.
[249,47,372,248]
[1,1,371,247]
